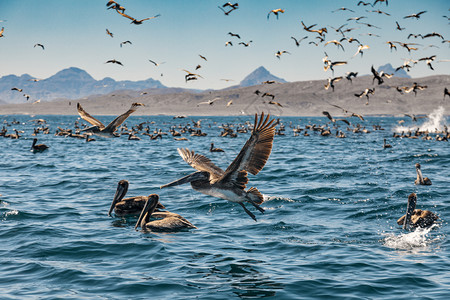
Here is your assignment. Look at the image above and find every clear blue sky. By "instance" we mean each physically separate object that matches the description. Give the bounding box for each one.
[0,0,449,90]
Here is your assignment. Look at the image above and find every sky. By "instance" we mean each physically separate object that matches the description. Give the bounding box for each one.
[0,0,449,90]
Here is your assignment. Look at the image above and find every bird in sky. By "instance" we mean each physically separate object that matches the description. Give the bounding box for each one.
[395,21,405,31]
[105,59,123,66]
[120,40,132,47]
[148,59,165,67]
[268,8,285,19]
[106,29,114,37]
[275,50,290,59]
[324,40,345,51]
[353,44,370,57]
[117,11,161,25]
[0,27,4,38]
[199,54,207,61]
[228,32,240,39]
[404,11,427,19]
[291,36,307,47]
[197,97,223,106]
[34,43,45,50]
[324,76,343,92]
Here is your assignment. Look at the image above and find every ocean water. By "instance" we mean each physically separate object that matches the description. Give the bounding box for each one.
[0,113,449,299]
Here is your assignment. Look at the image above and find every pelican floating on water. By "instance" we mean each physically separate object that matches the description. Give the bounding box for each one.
[161,113,276,221]
[77,102,144,137]
[397,193,438,230]
[31,138,49,152]
[414,163,432,185]
[135,194,196,232]
[109,180,164,217]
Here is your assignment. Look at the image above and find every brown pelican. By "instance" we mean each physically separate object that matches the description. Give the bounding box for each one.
[383,139,392,149]
[210,143,224,152]
[31,138,49,152]
[135,194,196,232]
[397,193,438,230]
[77,102,144,137]
[161,113,276,221]
[414,163,432,185]
[108,180,165,217]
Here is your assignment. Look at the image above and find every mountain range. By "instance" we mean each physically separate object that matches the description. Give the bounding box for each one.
[0,64,410,104]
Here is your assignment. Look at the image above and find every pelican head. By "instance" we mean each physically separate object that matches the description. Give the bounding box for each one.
[135,194,160,230]
[108,180,129,216]
[160,171,209,189]
[415,163,421,169]
[403,193,417,230]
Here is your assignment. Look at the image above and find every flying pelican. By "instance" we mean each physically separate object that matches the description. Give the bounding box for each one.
[109,180,165,217]
[31,138,49,153]
[397,193,438,230]
[291,36,307,47]
[77,102,144,137]
[117,11,161,25]
[414,163,432,185]
[268,8,285,19]
[324,76,343,92]
[353,44,370,57]
[395,21,405,31]
[120,40,132,47]
[106,29,114,37]
[34,43,45,50]
[148,59,165,67]
[197,97,222,106]
[404,11,427,19]
[275,50,290,59]
[105,59,123,66]
[228,32,240,39]
[0,27,4,38]
[322,111,349,125]
[135,194,196,232]
[160,113,276,221]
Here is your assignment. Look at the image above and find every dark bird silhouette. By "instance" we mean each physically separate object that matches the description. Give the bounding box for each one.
[268,100,283,107]
[210,143,224,152]
[371,65,393,85]
[404,11,427,19]
[228,32,240,39]
[11,87,23,92]
[444,87,450,100]
[332,7,355,13]
[261,92,275,100]
[322,111,350,125]
[34,43,44,50]
[120,40,132,47]
[106,29,114,37]
[31,138,49,153]
[324,76,343,91]
[239,41,252,47]
[355,88,375,105]
[199,54,207,61]
[105,59,123,66]
[275,50,290,59]
[357,1,372,6]
[345,72,358,83]
[301,21,327,36]
[383,138,392,149]
[419,55,436,70]
[117,11,161,24]
[373,0,388,6]
[395,21,405,31]
[291,36,307,47]
[77,102,144,137]
[423,32,444,39]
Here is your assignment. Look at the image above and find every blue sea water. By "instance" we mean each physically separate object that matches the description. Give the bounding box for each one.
[0,114,449,299]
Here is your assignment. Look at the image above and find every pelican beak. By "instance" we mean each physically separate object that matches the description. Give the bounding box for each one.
[403,193,417,230]
[108,182,128,216]
[135,194,159,230]
[160,171,207,189]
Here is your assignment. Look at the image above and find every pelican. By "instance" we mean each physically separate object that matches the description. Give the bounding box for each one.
[108,180,165,217]
[161,113,276,221]
[383,138,392,149]
[31,138,49,152]
[135,194,196,232]
[77,102,144,137]
[210,143,224,152]
[397,193,438,230]
[414,163,432,185]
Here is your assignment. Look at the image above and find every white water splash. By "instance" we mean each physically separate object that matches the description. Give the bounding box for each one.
[382,224,440,251]
[394,106,447,133]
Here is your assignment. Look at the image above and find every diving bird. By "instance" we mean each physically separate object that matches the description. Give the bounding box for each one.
[135,194,196,232]
[324,76,343,91]
[353,44,370,57]
[397,193,438,230]
[31,138,49,153]
[444,87,450,99]
[160,113,277,222]
[414,163,432,185]
[108,180,165,217]
[77,102,144,137]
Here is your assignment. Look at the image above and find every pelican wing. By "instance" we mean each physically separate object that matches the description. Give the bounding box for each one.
[177,148,224,181]
[103,103,144,132]
[220,112,276,183]
[77,103,105,129]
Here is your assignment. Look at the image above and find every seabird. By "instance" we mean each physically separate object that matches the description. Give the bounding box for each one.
[161,113,277,221]
[397,193,438,230]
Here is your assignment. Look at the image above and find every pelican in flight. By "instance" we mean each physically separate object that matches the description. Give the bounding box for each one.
[161,113,277,221]
[77,102,144,137]
[414,163,432,185]
[135,194,196,232]
[397,193,438,230]
[109,180,165,217]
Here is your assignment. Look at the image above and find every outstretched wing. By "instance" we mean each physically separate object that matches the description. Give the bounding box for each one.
[177,148,224,181]
[103,103,144,132]
[220,112,276,184]
[77,103,105,129]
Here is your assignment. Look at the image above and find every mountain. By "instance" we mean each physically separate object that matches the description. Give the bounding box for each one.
[0,67,166,104]
[239,66,287,87]
[377,63,411,78]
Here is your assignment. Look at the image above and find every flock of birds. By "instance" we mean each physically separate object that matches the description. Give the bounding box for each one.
[1,100,445,231]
